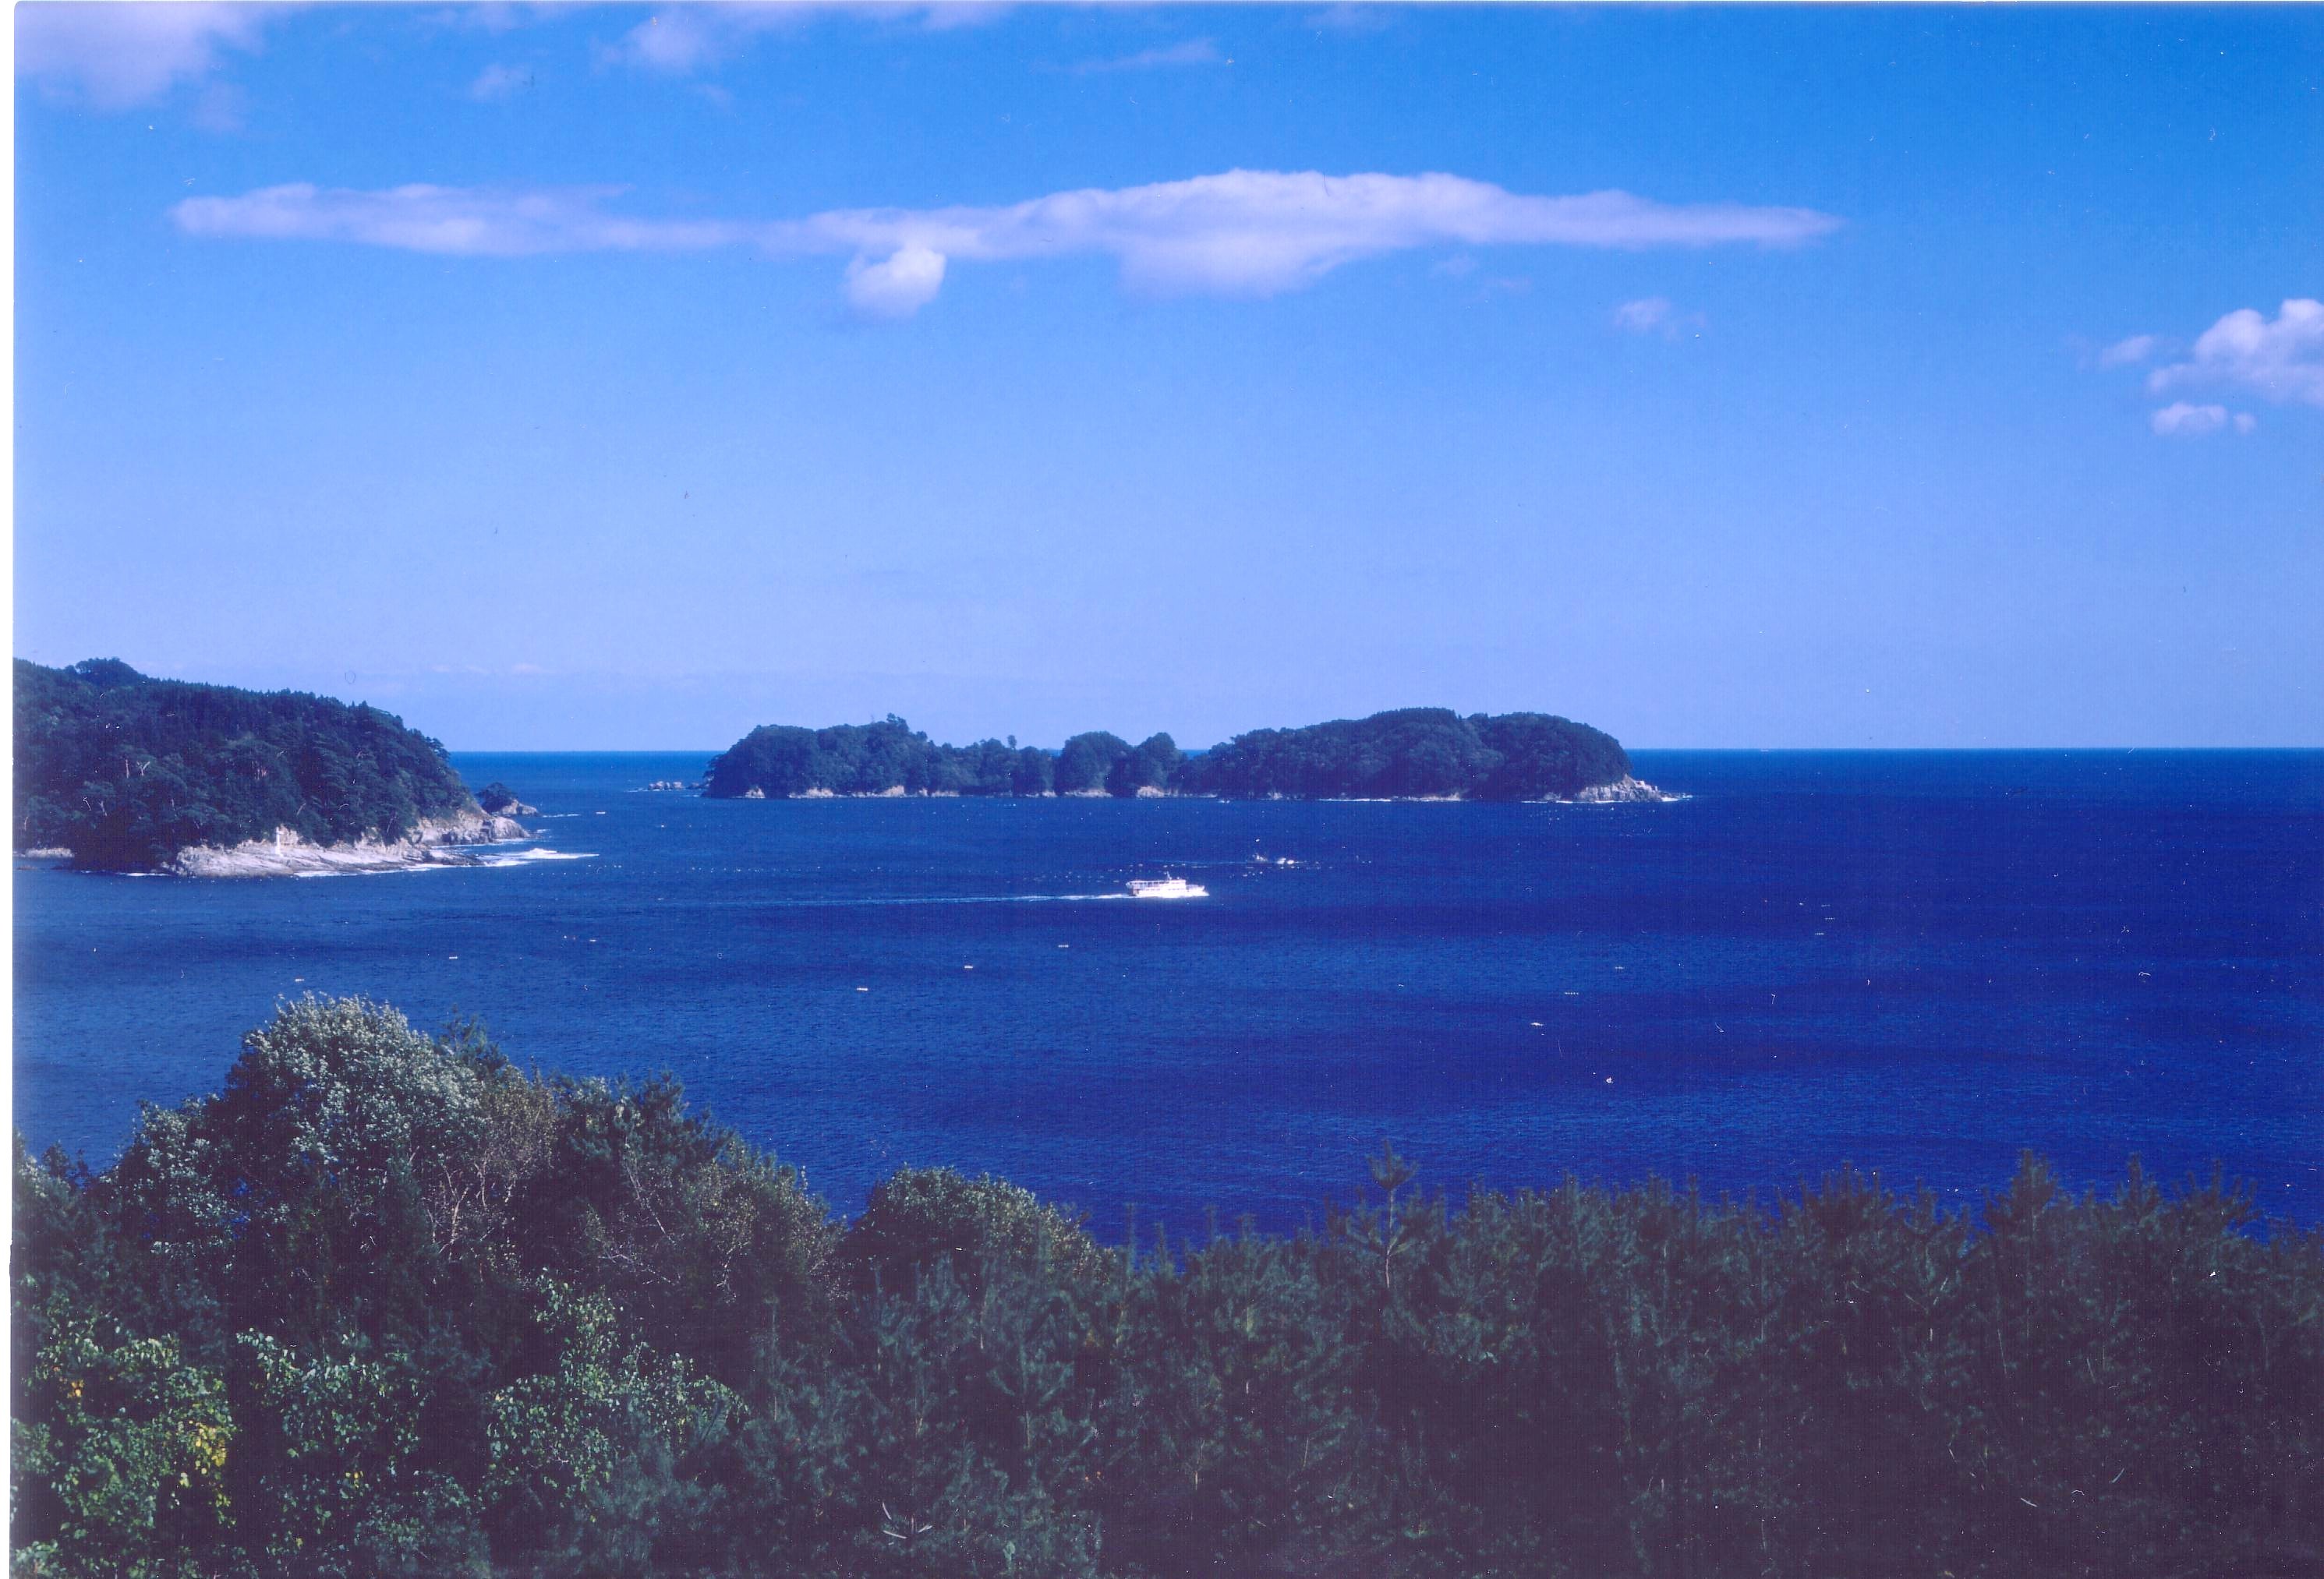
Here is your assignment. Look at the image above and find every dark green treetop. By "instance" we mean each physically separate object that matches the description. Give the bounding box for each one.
[702,709,1634,801]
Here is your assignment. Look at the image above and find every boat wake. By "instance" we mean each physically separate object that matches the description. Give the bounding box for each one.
[758,892,1135,909]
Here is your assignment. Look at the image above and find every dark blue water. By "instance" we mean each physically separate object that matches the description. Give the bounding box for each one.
[15,751,2322,1231]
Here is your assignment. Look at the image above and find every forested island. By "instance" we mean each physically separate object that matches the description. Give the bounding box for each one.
[704,707,1662,803]
[12,659,525,874]
[12,998,2319,1577]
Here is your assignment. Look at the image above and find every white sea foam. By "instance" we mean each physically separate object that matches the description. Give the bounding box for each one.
[767,892,1133,908]
[475,848,598,867]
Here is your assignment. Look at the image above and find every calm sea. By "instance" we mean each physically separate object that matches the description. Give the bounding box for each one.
[14,751,2322,1231]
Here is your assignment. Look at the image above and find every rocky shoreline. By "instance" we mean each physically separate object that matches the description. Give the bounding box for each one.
[163,810,532,878]
[719,779,1679,804]
[1568,775,1684,804]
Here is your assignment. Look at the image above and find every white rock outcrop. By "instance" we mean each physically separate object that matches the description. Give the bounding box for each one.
[166,810,530,878]
[1567,775,1682,804]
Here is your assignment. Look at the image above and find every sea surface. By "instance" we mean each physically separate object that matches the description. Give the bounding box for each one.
[14,751,2323,1231]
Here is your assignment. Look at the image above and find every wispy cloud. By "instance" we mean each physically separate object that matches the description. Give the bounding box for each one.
[907,4,1010,34]
[1071,38,1223,75]
[17,2,278,111]
[172,168,1843,317]
[1307,5,1394,37]
[419,3,564,35]
[468,63,536,102]
[600,5,800,75]
[600,3,1003,75]
[2145,298,2324,408]
[1611,296,1706,340]
[2149,401,2255,439]
[172,184,745,256]
[189,82,250,134]
[2096,333,2158,369]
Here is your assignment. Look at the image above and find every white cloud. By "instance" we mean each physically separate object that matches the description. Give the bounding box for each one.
[172,183,744,256]
[468,63,534,102]
[1072,38,1223,75]
[1612,297,1673,333]
[1308,5,1393,35]
[419,3,553,35]
[769,171,1841,308]
[601,7,782,74]
[2097,334,2158,368]
[1612,296,1706,339]
[2149,401,2254,438]
[2146,298,2324,408]
[844,244,946,318]
[600,3,999,74]
[189,82,249,134]
[911,4,1010,32]
[172,168,1842,317]
[17,2,277,110]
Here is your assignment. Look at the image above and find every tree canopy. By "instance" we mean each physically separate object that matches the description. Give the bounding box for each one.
[702,717,1059,800]
[1187,708,1632,800]
[14,998,2322,1577]
[703,710,1633,802]
[12,659,478,871]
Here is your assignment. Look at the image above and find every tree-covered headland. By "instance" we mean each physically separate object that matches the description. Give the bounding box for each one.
[704,708,1633,801]
[15,998,2320,1578]
[12,660,484,871]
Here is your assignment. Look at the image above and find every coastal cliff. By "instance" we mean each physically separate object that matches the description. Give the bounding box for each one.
[168,810,532,878]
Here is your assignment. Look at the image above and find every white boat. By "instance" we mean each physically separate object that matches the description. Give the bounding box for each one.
[1128,875,1208,899]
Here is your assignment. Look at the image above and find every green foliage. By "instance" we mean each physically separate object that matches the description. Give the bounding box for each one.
[111,997,481,1355]
[229,1331,489,1577]
[12,1312,230,1577]
[843,1168,1111,1298]
[499,1072,835,1386]
[1188,707,1632,800]
[1099,1220,1366,1570]
[701,709,1634,801]
[1472,712,1636,800]
[483,1282,732,1542]
[792,1256,1109,1576]
[699,717,1061,800]
[1053,732,1130,796]
[697,710,1626,803]
[13,659,478,871]
[1106,735,1182,798]
[16,1004,2324,1577]
[1011,745,1056,796]
[472,783,527,815]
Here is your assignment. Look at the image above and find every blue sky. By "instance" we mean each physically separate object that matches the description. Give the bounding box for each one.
[14,3,2322,750]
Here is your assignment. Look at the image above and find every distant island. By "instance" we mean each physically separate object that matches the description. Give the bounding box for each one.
[12,659,528,874]
[704,706,1668,803]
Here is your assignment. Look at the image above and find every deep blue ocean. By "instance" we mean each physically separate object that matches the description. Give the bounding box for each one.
[14,751,2322,1232]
